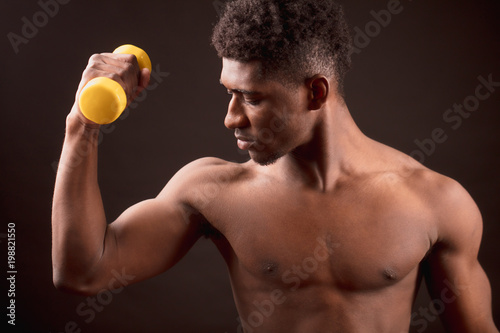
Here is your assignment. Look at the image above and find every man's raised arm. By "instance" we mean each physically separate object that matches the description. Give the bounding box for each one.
[423,177,498,332]
[51,52,203,295]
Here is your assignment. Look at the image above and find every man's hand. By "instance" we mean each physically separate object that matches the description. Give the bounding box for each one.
[69,52,151,126]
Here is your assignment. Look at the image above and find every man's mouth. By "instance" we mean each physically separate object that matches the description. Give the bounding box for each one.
[235,132,255,150]
[237,139,254,150]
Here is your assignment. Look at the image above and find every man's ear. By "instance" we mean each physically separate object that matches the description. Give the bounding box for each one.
[306,75,329,110]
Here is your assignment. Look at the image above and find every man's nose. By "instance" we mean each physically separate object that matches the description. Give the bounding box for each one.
[224,96,250,129]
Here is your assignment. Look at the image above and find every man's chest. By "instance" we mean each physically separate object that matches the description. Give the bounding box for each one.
[205,181,434,292]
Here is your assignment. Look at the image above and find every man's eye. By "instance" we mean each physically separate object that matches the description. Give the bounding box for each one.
[245,99,260,106]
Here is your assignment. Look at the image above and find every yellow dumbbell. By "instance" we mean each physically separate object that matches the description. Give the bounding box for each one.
[78,44,152,125]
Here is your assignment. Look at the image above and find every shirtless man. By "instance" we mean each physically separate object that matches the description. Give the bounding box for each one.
[51,0,498,332]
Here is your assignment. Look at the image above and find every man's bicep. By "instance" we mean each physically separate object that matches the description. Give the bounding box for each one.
[423,179,497,332]
[102,197,202,285]
[96,158,224,287]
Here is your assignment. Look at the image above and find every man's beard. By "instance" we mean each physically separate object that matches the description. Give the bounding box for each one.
[250,149,286,166]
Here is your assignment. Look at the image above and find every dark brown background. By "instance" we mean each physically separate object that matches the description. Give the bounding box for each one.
[1,0,499,332]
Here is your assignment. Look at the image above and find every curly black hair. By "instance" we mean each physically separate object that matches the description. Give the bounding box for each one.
[211,0,352,94]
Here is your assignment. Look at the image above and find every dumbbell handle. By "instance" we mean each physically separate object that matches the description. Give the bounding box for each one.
[78,45,152,125]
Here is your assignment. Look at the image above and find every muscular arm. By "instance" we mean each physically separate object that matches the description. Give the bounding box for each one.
[423,178,498,332]
[51,53,206,295]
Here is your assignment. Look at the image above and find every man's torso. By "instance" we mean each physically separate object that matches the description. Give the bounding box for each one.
[185,152,440,332]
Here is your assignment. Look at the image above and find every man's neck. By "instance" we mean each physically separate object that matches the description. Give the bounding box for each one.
[272,98,375,191]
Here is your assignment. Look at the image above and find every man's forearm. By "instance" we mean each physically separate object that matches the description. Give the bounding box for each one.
[51,111,108,292]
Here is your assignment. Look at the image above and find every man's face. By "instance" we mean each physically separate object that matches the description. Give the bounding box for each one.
[220,58,313,166]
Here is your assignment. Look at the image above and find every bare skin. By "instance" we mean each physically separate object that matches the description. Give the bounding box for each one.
[52,55,498,332]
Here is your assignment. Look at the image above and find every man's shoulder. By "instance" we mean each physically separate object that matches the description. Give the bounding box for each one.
[371,145,478,223]
[375,146,470,209]
[396,161,481,243]
[163,157,254,195]
[403,166,473,212]
[178,156,252,181]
